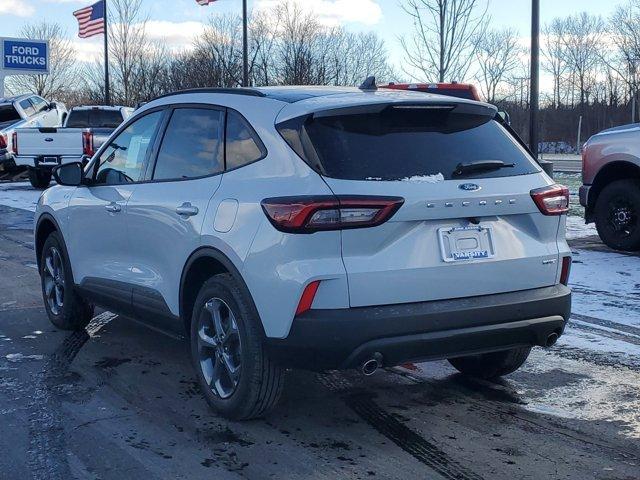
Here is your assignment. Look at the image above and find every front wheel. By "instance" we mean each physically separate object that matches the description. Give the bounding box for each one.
[190,274,284,420]
[28,168,51,189]
[594,179,640,251]
[448,347,531,379]
[40,232,93,330]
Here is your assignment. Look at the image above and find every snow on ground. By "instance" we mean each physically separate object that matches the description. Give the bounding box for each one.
[0,182,41,212]
[565,216,599,239]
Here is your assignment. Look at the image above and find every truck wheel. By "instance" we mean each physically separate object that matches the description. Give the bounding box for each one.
[594,179,640,251]
[190,273,284,420]
[448,347,531,379]
[40,232,94,331]
[28,169,51,189]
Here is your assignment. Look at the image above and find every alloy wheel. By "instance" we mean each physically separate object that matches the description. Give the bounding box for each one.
[196,298,242,399]
[607,196,637,239]
[43,247,65,315]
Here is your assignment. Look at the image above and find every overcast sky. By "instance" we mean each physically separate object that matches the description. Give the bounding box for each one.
[0,0,621,82]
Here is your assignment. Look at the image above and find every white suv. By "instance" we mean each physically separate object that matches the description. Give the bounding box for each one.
[35,85,572,419]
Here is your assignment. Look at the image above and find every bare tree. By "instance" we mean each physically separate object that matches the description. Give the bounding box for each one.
[108,0,148,105]
[7,22,76,99]
[474,28,521,103]
[400,0,488,82]
[542,18,569,108]
[561,12,604,110]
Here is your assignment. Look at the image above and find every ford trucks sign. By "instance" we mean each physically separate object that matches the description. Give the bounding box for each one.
[1,38,49,74]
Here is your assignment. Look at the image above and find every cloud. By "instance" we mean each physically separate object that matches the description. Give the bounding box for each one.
[0,0,35,17]
[144,20,206,51]
[255,0,383,26]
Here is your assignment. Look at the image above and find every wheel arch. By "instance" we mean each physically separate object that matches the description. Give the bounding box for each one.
[587,161,640,219]
[35,214,67,273]
[179,247,263,336]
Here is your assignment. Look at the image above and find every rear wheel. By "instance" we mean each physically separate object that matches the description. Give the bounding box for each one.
[190,274,284,420]
[40,232,93,330]
[448,347,531,379]
[28,168,51,189]
[594,179,640,251]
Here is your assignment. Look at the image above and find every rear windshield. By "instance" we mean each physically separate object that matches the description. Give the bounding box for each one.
[67,109,124,128]
[277,107,539,181]
[0,105,21,124]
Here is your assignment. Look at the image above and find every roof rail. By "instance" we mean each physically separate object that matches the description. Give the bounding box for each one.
[152,87,266,101]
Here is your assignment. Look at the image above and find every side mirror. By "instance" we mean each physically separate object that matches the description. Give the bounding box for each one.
[497,110,511,126]
[53,162,84,186]
[48,101,57,110]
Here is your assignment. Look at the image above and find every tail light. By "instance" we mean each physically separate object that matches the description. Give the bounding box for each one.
[11,131,17,155]
[295,280,321,316]
[531,184,569,215]
[261,195,404,233]
[82,130,94,157]
[0,133,7,149]
[560,256,571,285]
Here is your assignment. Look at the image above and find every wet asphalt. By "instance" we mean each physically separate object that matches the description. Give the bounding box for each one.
[1,200,639,480]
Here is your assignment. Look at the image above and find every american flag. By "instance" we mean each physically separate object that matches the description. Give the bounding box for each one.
[73,0,106,39]
[196,0,219,5]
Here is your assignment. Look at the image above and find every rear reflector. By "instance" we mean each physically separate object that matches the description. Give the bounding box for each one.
[560,256,571,285]
[531,184,570,215]
[295,280,320,316]
[11,131,17,155]
[0,133,6,149]
[261,195,404,233]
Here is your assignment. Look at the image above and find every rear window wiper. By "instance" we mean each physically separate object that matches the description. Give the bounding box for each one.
[453,160,515,177]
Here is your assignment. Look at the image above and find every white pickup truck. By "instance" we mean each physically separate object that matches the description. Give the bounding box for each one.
[13,105,132,188]
[0,94,67,171]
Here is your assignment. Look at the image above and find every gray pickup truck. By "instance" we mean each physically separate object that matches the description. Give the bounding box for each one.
[580,123,640,251]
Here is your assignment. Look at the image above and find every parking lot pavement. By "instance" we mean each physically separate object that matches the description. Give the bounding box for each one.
[1,185,640,480]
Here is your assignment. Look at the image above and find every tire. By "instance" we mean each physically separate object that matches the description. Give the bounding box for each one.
[40,231,94,331]
[28,168,51,189]
[448,347,531,379]
[594,179,640,251]
[190,273,284,420]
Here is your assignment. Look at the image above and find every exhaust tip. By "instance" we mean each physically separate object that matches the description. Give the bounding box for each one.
[361,353,383,376]
[545,332,559,348]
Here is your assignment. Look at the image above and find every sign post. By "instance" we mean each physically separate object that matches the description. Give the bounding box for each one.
[0,37,50,97]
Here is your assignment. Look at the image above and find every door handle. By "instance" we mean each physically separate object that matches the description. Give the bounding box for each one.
[104,202,121,213]
[175,202,199,217]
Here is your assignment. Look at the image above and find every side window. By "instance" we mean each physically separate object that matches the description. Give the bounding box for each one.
[93,111,162,185]
[153,108,223,180]
[19,99,36,117]
[226,110,266,170]
[31,96,48,113]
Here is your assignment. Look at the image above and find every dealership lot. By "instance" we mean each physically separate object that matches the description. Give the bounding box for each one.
[0,181,638,479]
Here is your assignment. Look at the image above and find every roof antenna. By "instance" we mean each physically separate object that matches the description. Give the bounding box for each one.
[359,76,377,91]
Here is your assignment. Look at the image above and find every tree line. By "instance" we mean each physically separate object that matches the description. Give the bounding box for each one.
[8,0,640,151]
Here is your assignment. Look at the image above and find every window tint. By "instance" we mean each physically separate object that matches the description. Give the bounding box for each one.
[225,110,266,170]
[66,109,89,127]
[93,111,162,185]
[277,108,539,181]
[31,96,48,113]
[19,99,36,117]
[0,105,21,124]
[153,108,223,180]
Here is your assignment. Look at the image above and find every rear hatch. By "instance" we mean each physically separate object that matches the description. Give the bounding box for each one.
[277,98,562,307]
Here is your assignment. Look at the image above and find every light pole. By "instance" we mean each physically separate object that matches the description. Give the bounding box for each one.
[529,0,540,159]
[242,0,249,87]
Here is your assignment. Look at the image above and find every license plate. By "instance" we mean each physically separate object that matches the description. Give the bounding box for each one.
[438,225,495,262]
[40,156,60,165]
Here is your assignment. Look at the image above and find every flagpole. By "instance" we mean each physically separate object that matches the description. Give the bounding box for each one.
[242,0,248,87]
[104,0,110,105]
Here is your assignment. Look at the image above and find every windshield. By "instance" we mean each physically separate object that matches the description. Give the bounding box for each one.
[67,109,124,128]
[0,105,21,124]
[277,107,539,181]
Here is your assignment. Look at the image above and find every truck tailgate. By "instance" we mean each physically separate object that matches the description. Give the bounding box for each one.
[15,127,84,156]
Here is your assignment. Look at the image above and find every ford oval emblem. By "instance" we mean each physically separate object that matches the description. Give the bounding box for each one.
[459,183,481,191]
[45,137,54,142]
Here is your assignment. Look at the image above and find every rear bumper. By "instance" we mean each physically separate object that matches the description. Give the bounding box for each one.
[266,285,571,370]
[14,155,84,169]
